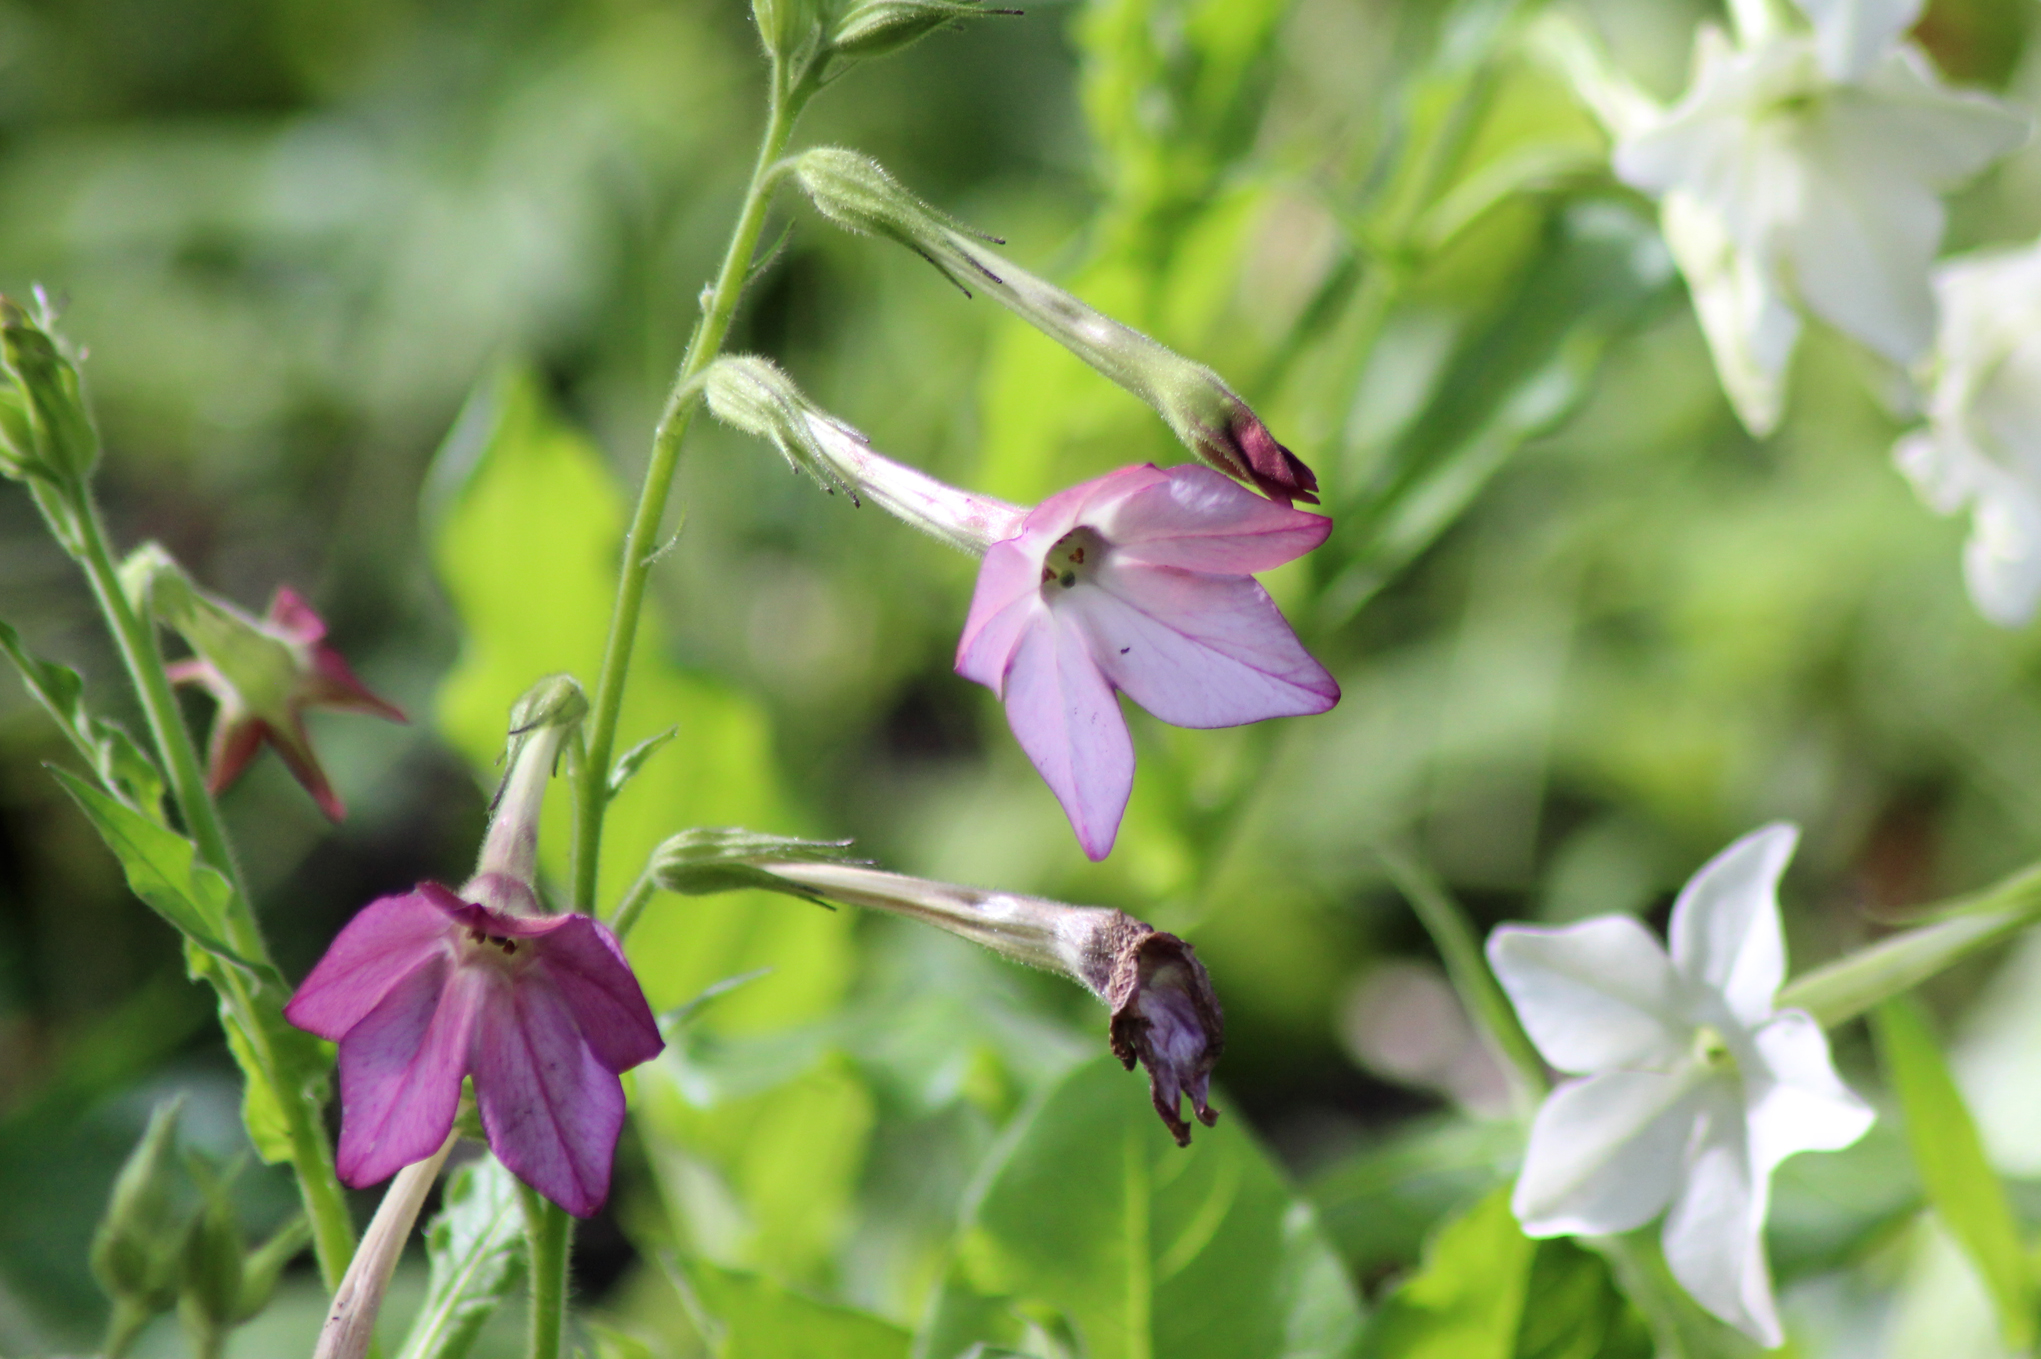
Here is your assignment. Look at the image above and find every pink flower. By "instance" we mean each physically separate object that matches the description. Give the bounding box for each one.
[284,880,662,1217]
[956,464,1339,859]
[167,586,406,822]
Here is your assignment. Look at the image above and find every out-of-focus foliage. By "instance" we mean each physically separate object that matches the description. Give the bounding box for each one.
[8,0,2041,1353]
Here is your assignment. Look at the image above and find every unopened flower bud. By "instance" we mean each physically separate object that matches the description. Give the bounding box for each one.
[826,0,1019,61]
[0,293,99,482]
[761,858,1225,1144]
[791,149,1318,505]
[176,1157,245,1352]
[752,0,824,66]
[705,355,1024,552]
[91,1098,187,1356]
[473,675,587,914]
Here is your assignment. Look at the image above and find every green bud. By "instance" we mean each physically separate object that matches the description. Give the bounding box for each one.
[790,150,1319,504]
[233,1214,311,1324]
[826,0,1020,61]
[0,382,33,480]
[651,826,860,902]
[0,293,100,482]
[177,1157,246,1348]
[703,355,857,496]
[91,1097,188,1348]
[507,673,589,741]
[752,0,824,66]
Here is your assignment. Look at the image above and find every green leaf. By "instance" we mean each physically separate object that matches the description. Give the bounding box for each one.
[427,367,852,1030]
[671,1258,911,1359]
[394,1155,526,1359]
[215,990,330,1166]
[1305,1117,1519,1281]
[1873,995,2035,1350]
[52,767,251,968]
[609,725,678,799]
[0,615,165,818]
[1318,197,1676,626]
[1361,1185,1530,1359]
[1512,1239,1652,1359]
[921,1056,1363,1359]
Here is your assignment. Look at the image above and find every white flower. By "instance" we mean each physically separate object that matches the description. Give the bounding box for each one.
[1487,824,1874,1347]
[1895,241,2041,626]
[1605,0,2027,435]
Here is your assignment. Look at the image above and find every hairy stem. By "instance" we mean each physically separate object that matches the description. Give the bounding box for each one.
[521,1189,573,1359]
[67,488,357,1287]
[571,66,806,915]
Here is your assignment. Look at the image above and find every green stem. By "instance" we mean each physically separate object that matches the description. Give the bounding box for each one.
[521,1187,572,1359]
[571,67,806,916]
[66,486,358,1288]
[608,869,658,941]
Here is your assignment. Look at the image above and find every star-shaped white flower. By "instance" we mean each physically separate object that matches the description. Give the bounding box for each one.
[1604,0,2027,435]
[1894,240,2041,626]
[1487,823,1874,1347]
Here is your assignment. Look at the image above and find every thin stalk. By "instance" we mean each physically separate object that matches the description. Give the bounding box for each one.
[521,1189,572,1359]
[608,869,657,941]
[314,1135,457,1359]
[67,487,358,1287]
[571,67,806,915]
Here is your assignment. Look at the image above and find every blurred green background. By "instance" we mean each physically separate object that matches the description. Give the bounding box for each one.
[7,0,2041,1353]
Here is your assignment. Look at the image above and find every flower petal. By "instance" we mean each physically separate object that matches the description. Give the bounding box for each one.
[1488,917,1691,1073]
[1066,563,1338,728]
[285,888,456,1040]
[472,969,626,1218]
[1513,1068,1707,1236]
[1794,0,1921,82]
[1660,191,1800,437]
[999,609,1134,860]
[528,914,664,1072]
[1746,1009,1875,1173]
[1668,823,1796,1028]
[333,952,473,1188]
[1660,1082,1781,1346]
[956,540,1047,697]
[1092,464,1332,573]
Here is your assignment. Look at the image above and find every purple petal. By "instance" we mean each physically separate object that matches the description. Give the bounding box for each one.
[528,915,663,1072]
[1000,610,1134,860]
[333,954,474,1187]
[285,889,457,1040]
[473,970,626,1218]
[1066,561,1339,728]
[1092,465,1331,573]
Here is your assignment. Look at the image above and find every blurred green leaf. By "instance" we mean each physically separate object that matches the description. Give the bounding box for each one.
[213,989,330,1168]
[1361,1184,1529,1359]
[1,616,165,818]
[921,1055,1363,1359]
[395,1155,526,1359]
[1512,1239,1652,1359]
[672,1257,911,1359]
[427,366,853,1029]
[1873,995,2035,1350]
[1306,1117,1519,1281]
[51,768,251,970]
[1767,1115,1921,1281]
[1319,198,1675,626]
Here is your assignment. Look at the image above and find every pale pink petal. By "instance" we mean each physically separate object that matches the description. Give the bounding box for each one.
[333,955,476,1187]
[472,970,626,1218]
[1065,562,1338,728]
[1001,610,1134,860]
[956,539,1047,692]
[1092,465,1332,573]
[285,888,457,1040]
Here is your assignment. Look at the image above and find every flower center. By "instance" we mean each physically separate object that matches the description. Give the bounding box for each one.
[1692,1024,1735,1072]
[1041,527,1107,591]
[466,926,520,956]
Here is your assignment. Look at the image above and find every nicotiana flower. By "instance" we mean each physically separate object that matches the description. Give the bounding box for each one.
[1487,823,1874,1346]
[1582,0,2027,435]
[956,463,1338,859]
[143,563,407,821]
[653,836,1226,1145]
[1893,240,2041,626]
[285,684,662,1216]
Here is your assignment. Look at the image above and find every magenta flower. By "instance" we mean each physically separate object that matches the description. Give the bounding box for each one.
[167,586,406,822]
[956,463,1339,859]
[284,881,662,1217]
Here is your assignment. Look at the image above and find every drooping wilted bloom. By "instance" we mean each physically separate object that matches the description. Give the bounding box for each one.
[791,148,1320,504]
[1487,824,1873,1346]
[135,557,407,821]
[1555,0,2026,435]
[1894,240,2041,626]
[730,855,1225,1144]
[956,463,1338,859]
[285,683,662,1216]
